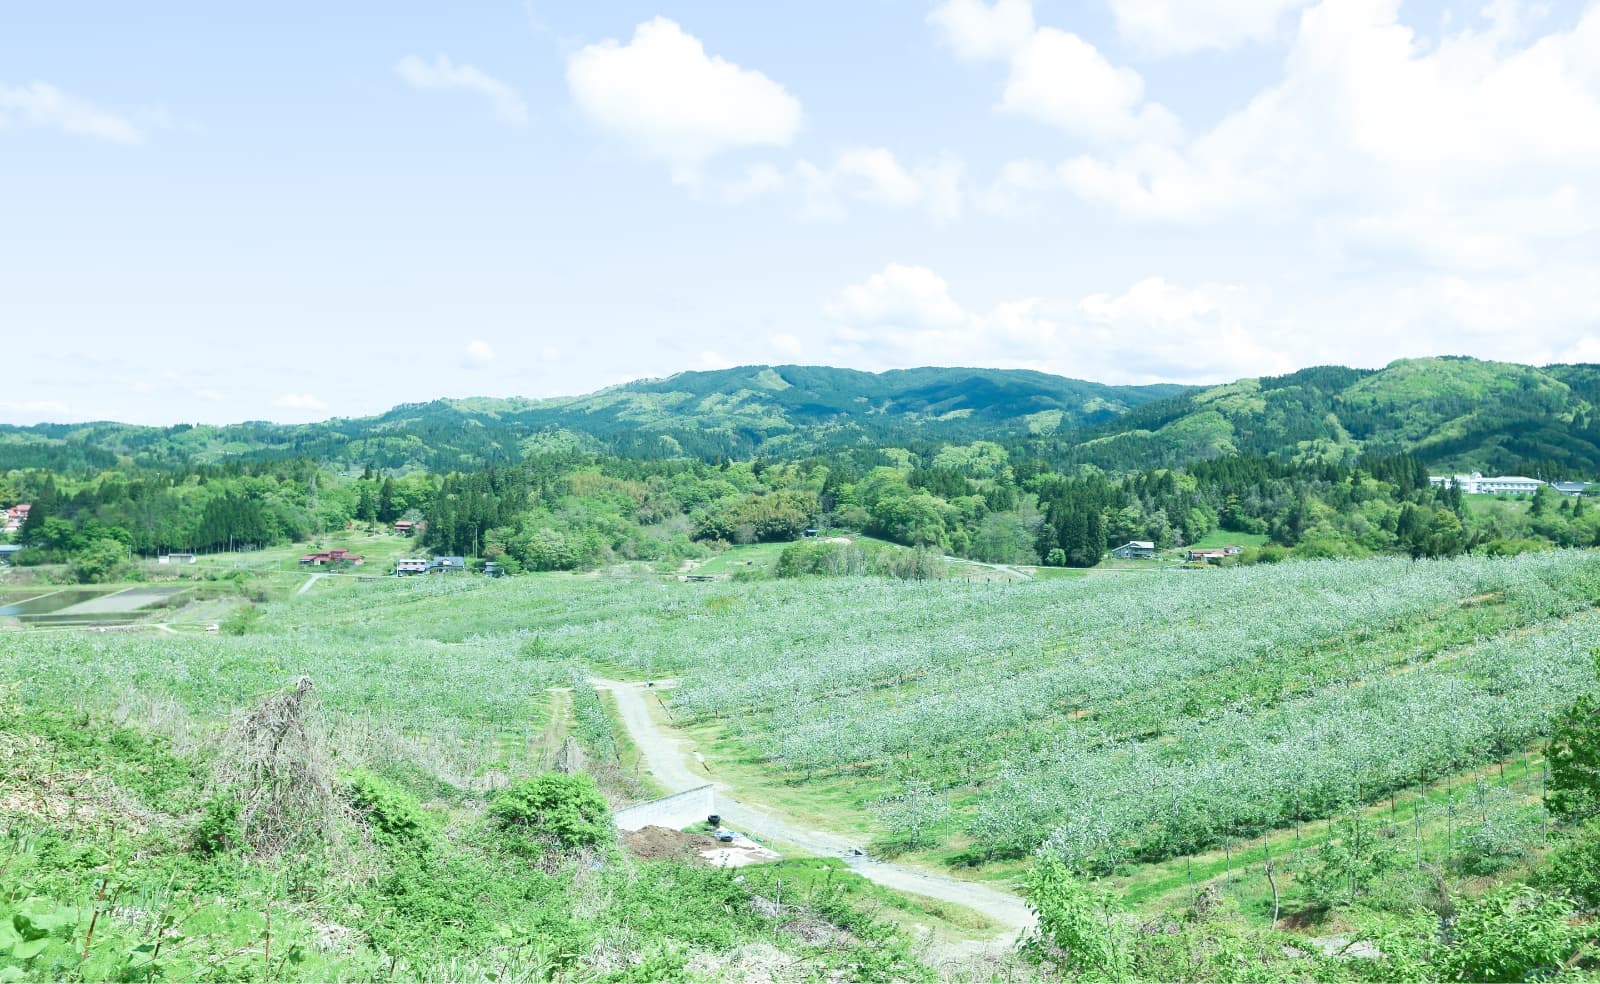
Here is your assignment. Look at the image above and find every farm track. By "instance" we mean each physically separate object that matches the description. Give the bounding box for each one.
[590,677,1037,953]
[535,688,572,768]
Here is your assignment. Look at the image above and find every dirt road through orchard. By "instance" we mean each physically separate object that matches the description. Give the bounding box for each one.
[590,678,1036,953]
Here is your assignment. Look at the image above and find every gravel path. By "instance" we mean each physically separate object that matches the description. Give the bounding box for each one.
[591,678,1036,951]
[295,573,327,596]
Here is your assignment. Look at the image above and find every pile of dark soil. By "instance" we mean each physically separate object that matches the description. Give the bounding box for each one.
[623,825,720,861]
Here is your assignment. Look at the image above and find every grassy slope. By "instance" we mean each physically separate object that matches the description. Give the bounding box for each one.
[0,624,944,982]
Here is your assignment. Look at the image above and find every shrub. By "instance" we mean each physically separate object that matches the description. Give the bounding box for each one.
[1022,855,1129,977]
[346,771,434,850]
[192,794,243,856]
[1547,653,1600,822]
[1538,819,1600,910]
[1438,888,1582,982]
[777,541,865,578]
[490,773,612,850]
[220,604,263,636]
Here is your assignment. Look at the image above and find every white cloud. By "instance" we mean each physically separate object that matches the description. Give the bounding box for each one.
[1109,0,1312,55]
[1317,264,1600,368]
[1001,27,1180,143]
[834,147,924,207]
[929,0,1600,302]
[567,18,802,181]
[192,388,223,402]
[274,393,327,411]
[825,255,1600,386]
[825,264,1290,383]
[769,333,804,358]
[727,147,965,220]
[828,264,970,333]
[0,82,142,143]
[396,54,528,124]
[928,3,1177,146]
[975,158,1054,215]
[462,339,497,368]
[1076,277,1289,381]
[698,350,735,369]
[1055,0,1600,252]
[0,399,71,419]
[928,0,1035,60]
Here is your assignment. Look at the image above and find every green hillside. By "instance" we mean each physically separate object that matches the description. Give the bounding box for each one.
[3,358,1599,476]
[1060,357,1600,477]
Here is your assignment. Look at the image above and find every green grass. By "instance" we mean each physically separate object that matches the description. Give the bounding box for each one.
[740,857,1000,939]
[1463,492,1534,518]
[1184,530,1270,550]
[1091,556,1166,570]
[692,541,791,575]
[597,688,667,800]
[1021,564,1090,579]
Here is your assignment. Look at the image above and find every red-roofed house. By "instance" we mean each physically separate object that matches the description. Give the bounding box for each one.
[3,504,31,534]
[299,548,364,566]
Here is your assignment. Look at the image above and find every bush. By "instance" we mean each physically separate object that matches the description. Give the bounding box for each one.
[1481,537,1552,557]
[192,794,243,856]
[1538,819,1600,910]
[346,771,434,851]
[490,773,612,851]
[1438,888,1582,982]
[776,541,866,578]
[1022,855,1129,977]
[220,604,264,636]
[1547,659,1600,822]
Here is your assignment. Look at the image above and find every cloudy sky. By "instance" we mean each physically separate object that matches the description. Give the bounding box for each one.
[3,0,1598,425]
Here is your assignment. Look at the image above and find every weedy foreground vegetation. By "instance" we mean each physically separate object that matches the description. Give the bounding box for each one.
[6,551,1600,979]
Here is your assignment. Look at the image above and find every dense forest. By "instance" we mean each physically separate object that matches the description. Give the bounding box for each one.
[4,439,1595,584]
[5,358,1599,476]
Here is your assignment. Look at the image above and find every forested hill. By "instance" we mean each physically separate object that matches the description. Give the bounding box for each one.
[1049,357,1600,478]
[2,357,1599,476]
[0,366,1189,471]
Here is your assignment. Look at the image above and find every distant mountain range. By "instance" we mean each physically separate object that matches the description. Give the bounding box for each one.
[2,358,1597,475]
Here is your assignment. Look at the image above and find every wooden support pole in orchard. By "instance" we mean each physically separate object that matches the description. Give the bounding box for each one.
[1264,842,1280,930]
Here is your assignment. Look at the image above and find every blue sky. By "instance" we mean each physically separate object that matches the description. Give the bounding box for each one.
[3,0,1597,425]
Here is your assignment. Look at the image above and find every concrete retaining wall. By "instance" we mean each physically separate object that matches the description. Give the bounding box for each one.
[614,785,715,832]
